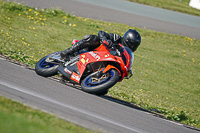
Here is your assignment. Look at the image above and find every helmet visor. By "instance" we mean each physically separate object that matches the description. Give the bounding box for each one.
[126,40,139,52]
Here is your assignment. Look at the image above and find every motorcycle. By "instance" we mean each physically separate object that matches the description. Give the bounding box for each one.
[35,39,134,95]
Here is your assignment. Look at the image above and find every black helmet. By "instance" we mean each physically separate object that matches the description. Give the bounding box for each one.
[123,29,141,52]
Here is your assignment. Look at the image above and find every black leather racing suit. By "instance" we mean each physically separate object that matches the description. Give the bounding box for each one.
[60,30,124,58]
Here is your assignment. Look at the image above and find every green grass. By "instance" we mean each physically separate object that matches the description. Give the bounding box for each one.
[0,1,200,128]
[127,0,200,16]
[0,96,98,133]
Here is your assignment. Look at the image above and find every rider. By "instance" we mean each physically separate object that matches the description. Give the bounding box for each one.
[60,29,141,59]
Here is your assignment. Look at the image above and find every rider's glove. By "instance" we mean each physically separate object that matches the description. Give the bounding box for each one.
[102,39,113,48]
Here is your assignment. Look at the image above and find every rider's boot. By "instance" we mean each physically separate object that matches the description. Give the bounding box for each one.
[60,35,100,60]
[60,40,84,60]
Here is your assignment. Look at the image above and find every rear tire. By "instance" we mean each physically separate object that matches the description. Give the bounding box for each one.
[35,52,60,77]
[81,69,120,95]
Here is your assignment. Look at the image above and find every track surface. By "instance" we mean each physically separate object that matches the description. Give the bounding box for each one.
[11,0,200,39]
[0,58,198,133]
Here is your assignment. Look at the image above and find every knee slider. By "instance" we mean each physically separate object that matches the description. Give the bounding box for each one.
[83,35,91,42]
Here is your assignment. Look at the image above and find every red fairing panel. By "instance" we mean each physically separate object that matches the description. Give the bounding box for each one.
[77,51,117,76]
[77,44,128,80]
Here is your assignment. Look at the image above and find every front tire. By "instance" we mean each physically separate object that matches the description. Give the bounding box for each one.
[35,52,60,77]
[81,69,120,95]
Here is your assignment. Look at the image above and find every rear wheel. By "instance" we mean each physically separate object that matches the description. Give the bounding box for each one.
[81,69,120,95]
[35,52,61,77]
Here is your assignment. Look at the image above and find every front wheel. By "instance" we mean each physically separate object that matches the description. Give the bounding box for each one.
[35,52,61,77]
[81,69,120,95]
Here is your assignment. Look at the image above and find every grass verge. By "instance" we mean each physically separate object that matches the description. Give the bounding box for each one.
[0,1,200,128]
[127,0,200,16]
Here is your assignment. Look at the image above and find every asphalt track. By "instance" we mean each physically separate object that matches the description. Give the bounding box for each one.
[9,0,200,39]
[0,58,199,133]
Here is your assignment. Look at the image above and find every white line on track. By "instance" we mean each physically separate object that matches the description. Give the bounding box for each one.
[0,79,147,133]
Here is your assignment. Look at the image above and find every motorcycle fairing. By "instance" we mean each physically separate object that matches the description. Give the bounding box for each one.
[59,44,132,84]
[76,45,128,82]
[58,63,81,84]
[77,51,116,73]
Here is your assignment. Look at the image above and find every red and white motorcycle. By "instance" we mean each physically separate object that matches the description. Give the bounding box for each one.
[35,39,134,95]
